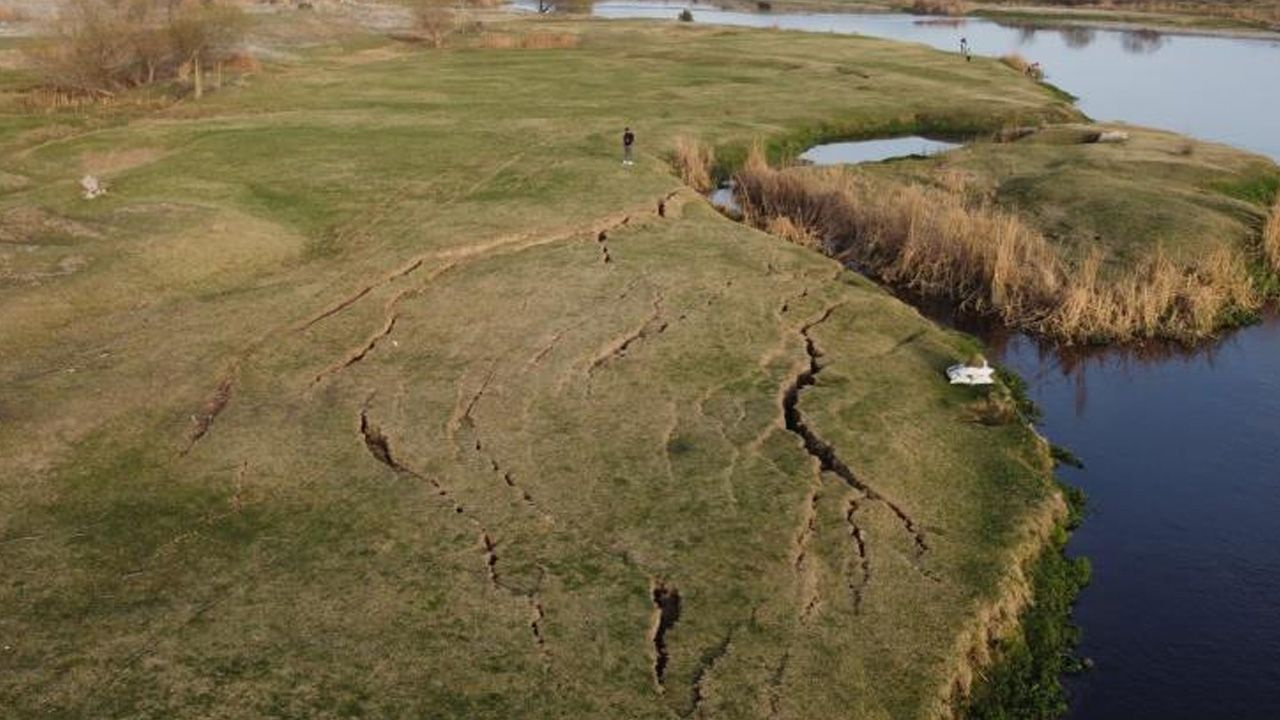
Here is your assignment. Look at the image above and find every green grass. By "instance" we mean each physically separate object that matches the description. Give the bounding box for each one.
[963,484,1091,720]
[1,17,1075,718]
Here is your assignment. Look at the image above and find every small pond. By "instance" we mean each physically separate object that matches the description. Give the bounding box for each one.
[799,136,958,165]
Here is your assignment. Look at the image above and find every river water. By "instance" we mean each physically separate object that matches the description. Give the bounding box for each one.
[547,3,1280,716]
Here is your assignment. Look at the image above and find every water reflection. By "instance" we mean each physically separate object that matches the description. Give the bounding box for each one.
[1059,25,1096,49]
[983,328,1236,417]
[1121,28,1166,53]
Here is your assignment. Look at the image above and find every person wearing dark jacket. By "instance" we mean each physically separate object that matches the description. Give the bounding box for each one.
[622,127,636,166]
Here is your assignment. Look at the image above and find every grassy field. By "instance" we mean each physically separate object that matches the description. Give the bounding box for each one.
[1,17,1078,718]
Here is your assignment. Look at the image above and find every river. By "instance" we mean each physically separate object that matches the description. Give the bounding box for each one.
[530,3,1280,717]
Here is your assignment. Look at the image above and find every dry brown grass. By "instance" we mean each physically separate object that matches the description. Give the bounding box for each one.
[906,0,969,16]
[1099,0,1280,28]
[735,147,1260,343]
[0,6,29,23]
[1263,194,1280,273]
[672,135,715,193]
[476,31,579,49]
[1000,53,1044,80]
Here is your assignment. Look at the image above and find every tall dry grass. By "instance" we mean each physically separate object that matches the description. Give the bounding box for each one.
[672,136,715,193]
[1000,53,1044,79]
[734,147,1259,343]
[1264,195,1280,273]
[905,0,968,16]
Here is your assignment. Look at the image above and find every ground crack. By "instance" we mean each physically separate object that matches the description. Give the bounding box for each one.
[651,581,683,691]
[791,485,822,623]
[313,310,400,385]
[844,494,871,614]
[685,626,735,718]
[180,364,240,456]
[588,292,669,380]
[781,306,930,565]
[358,400,551,664]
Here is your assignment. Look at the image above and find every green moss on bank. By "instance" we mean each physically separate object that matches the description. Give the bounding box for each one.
[965,484,1091,720]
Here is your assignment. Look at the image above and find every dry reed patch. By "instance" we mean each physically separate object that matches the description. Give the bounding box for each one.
[905,0,968,16]
[672,135,715,193]
[476,31,579,50]
[1264,196,1280,273]
[734,148,1261,343]
[1000,53,1043,79]
[0,6,28,22]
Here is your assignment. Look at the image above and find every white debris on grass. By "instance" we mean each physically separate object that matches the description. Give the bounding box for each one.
[946,359,996,385]
[80,175,106,200]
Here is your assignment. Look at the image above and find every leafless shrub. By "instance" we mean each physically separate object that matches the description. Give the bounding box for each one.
[410,0,456,48]
[25,0,247,100]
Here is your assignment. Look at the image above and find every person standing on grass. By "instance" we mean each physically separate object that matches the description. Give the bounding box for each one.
[960,36,971,61]
[623,127,636,166]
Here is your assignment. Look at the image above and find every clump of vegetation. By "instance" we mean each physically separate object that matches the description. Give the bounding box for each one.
[1050,444,1085,469]
[1265,194,1280,273]
[672,135,715,192]
[1000,53,1043,80]
[907,0,969,15]
[995,366,1043,424]
[970,386,1021,426]
[677,8,694,21]
[26,0,247,101]
[734,144,1264,343]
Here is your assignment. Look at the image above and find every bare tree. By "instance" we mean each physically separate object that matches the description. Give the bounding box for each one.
[167,0,246,99]
[410,0,456,48]
[27,0,246,99]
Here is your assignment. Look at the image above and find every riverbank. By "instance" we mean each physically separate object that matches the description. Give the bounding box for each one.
[739,0,1280,36]
[0,16,1080,718]
[726,125,1280,343]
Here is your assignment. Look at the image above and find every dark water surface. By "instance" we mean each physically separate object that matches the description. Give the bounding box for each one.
[532,4,1280,716]
[974,320,1280,718]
